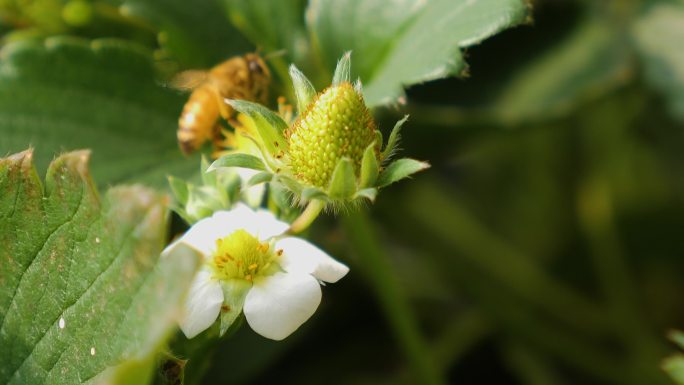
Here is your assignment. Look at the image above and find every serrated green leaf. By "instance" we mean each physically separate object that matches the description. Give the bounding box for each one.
[0,150,198,385]
[360,143,379,188]
[327,158,356,199]
[377,158,429,188]
[208,153,267,172]
[308,0,530,106]
[633,2,684,121]
[0,37,198,187]
[382,115,408,161]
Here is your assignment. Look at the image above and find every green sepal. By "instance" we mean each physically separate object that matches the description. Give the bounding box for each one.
[355,187,378,202]
[185,185,225,223]
[382,115,408,161]
[332,51,352,85]
[377,158,430,188]
[168,176,189,205]
[275,174,304,196]
[360,142,379,188]
[226,99,288,156]
[247,171,273,187]
[208,153,267,172]
[328,157,356,200]
[289,64,317,114]
[219,279,251,337]
[171,204,194,225]
[353,78,363,94]
[302,187,329,202]
[201,155,217,186]
[269,183,299,221]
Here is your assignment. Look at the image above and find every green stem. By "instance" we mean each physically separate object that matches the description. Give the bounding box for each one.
[288,199,325,234]
[342,211,445,385]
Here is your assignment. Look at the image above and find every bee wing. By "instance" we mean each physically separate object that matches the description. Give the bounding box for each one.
[170,70,210,91]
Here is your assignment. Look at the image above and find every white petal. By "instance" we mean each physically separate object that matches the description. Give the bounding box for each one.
[228,203,289,240]
[161,238,203,262]
[179,269,224,339]
[276,237,350,283]
[253,209,289,240]
[243,272,322,340]
[226,203,261,236]
[168,210,244,257]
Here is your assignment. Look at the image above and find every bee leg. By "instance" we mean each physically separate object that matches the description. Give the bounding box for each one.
[226,117,241,129]
[211,123,230,159]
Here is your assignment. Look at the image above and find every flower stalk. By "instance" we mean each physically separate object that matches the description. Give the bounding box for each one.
[288,199,325,234]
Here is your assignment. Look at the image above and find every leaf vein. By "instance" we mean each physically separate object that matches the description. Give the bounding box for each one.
[1,181,86,379]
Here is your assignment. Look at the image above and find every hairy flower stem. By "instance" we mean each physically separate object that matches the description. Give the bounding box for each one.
[288,199,325,234]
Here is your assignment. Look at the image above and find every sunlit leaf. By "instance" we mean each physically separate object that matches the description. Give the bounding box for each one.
[308,0,530,106]
[0,150,198,385]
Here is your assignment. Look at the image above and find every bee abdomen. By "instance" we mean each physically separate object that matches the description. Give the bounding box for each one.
[177,85,221,155]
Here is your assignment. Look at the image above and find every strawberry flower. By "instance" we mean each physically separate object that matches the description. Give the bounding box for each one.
[163,204,348,340]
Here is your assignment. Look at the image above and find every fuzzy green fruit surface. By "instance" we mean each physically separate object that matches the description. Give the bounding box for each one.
[286,82,378,188]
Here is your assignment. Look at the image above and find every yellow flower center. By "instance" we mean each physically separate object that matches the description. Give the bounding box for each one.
[209,229,282,281]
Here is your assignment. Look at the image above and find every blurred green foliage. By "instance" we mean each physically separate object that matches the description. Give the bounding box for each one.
[2,0,684,384]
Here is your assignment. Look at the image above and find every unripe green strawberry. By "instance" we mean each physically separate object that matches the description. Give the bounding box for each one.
[208,52,429,221]
[285,82,378,189]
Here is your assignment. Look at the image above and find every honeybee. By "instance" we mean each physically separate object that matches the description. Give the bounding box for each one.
[172,53,271,155]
